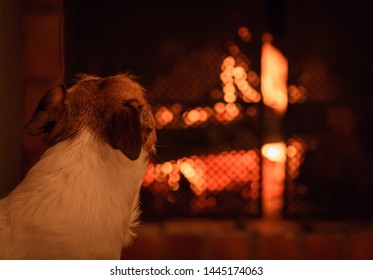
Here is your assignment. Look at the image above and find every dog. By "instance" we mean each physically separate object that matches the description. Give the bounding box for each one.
[0,73,156,259]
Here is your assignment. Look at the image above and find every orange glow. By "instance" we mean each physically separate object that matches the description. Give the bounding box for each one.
[155,106,174,128]
[220,54,259,105]
[161,162,173,174]
[261,42,288,115]
[187,109,200,123]
[262,32,273,43]
[232,66,246,80]
[182,107,211,126]
[287,137,307,180]
[214,102,226,113]
[261,142,286,219]
[225,103,239,118]
[223,83,235,95]
[171,103,183,113]
[142,162,155,187]
[220,71,233,84]
[238,26,252,42]
[261,142,286,163]
[179,161,196,179]
[228,44,240,56]
[223,93,237,103]
[247,70,260,87]
[261,159,285,219]
[251,90,261,103]
[236,79,250,92]
[198,108,206,119]
[246,106,258,118]
[286,145,297,158]
[142,150,261,203]
[260,41,288,219]
[288,85,307,104]
[222,56,235,68]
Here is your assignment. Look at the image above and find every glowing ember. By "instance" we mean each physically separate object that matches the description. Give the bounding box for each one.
[261,142,286,218]
[261,142,287,163]
[225,103,240,118]
[220,52,261,106]
[155,106,174,128]
[232,66,246,80]
[223,83,236,95]
[161,162,173,174]
[228,44,240,56]
[142,150,261,208]
[187,109,200,123]
[261,41,289,219]
[287,137,308,180]
[222,56,235,69]
[214,102,226,114]
[237,26,252,42]
[223,93,237,103]
[288,85,307,104]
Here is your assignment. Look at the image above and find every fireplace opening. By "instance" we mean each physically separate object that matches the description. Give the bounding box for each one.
[63,0,373,220]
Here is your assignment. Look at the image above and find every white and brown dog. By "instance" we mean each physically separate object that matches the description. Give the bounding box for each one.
[0,74,156,259]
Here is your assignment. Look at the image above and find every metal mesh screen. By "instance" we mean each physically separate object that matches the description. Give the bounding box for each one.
[64,0,372,219]
[64,0,265,219]
[283,1,372,218]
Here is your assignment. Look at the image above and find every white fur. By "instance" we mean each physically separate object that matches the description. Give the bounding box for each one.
[0,129,147,259]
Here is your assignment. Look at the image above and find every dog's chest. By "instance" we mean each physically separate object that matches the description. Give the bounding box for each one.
[5,130,147,258]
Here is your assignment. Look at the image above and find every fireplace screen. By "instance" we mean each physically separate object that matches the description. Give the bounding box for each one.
[64,0,372,219]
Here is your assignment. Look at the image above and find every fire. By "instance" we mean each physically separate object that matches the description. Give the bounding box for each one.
[261,42,288,115]
[142,150,261,207]
[261,42,288,219]
[261,142,286,163]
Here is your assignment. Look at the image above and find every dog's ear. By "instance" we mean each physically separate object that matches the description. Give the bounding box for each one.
[106,101,143,160]
[24,85,66,136]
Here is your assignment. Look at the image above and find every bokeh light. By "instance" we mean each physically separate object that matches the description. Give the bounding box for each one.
[142,149,261,213]
[261,142,287,163]
[238,26,252,42]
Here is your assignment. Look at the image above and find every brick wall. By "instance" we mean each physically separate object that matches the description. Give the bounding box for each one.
[123,220,373,260]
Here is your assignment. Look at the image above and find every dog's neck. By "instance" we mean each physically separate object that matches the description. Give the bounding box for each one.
[24,129,148,193]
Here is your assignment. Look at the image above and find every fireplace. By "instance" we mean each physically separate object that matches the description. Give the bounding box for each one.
[18,0,373,221]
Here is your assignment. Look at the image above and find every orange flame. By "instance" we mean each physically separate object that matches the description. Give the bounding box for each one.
[261,142,286,163]
[261,42,288,115]
[261,42,288,219]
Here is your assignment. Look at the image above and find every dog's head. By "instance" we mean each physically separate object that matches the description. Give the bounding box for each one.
[24,73,156,160]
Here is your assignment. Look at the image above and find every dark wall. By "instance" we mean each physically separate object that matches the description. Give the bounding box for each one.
[0,0,22,197]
